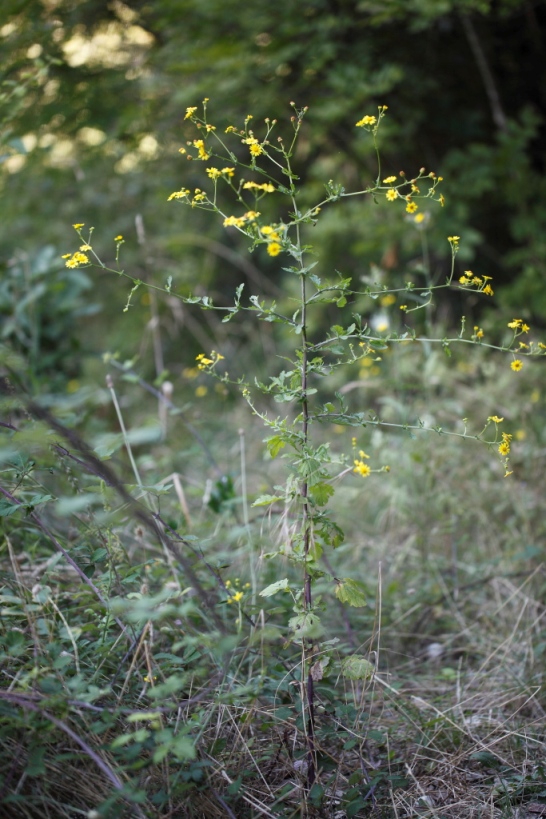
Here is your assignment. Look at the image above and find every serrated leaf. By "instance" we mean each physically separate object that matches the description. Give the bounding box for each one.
[336,296,347,308]
[309,482,334,507]
[259,578,289,597]
[252,494,282,508]
[341,655,375,681]
[288,612,323,639]
[335,578,367,607]
[266,435,286,457]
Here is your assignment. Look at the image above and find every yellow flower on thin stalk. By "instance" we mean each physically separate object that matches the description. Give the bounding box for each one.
[511,359,523,372]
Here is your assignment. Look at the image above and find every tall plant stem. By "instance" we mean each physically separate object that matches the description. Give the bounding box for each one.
[297,222,316,790]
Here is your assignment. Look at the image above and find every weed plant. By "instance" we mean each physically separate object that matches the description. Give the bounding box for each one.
[0,103,545,818]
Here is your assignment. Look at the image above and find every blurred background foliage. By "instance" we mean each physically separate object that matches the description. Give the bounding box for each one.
[2,0,546,390]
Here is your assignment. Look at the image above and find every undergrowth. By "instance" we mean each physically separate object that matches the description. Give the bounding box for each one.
[1,102,545,818]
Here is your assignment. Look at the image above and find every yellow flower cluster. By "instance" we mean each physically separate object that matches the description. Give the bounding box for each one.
[498,431,512,456]
[356,115,377,127]
[193,139,210,160]
[353,449,371,478]
[206,167,235,180]
[223,210,261,228]
[63,251,89,269]
[243,181,275,193]
[458,270,494,296]
[225,578,251,605]
[260,224,282,256]
[243,136,263,157]
[508,318,530,333]
[196,350,224,370]
[168,188,191,201]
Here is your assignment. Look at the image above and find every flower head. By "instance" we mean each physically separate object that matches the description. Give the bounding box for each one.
[267,242,282,257]
[65,251,89,268]
[356,115,377,127]
[383,176,397,184]
[193,139,210,160]
[168,188,190,201]
[511,359,523,372]
[386,188,397,202]
[406,201,418,214]
[184,106,197,120]
[354,459,371,477]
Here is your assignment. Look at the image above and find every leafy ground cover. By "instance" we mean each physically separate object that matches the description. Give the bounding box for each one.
[1,321,545,817]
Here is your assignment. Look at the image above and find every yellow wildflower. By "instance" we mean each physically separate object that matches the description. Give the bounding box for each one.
[482,284,494,296]
[521,323,530,333]
[184,106,197,119]
[511,359,523,372]
[243,181,275,192]
[79,244,91,251]
[267,242,282,257]
[73,223,84,229]
[508,319,522,329]
[474,326,484,339]
[383,176,397,184]
[487,415,504,423]
[406,201,418,214]
[65,251,89,268]
[193,139,210,160]
[206,167,222,179]
[386,189,397,202]
[115,235,123,241]
[224,215,246,228]
[355,115,377,127]
[168,188,190,201]
[354,459,371,477]
[221,167,235,177]
[498,442,510,456]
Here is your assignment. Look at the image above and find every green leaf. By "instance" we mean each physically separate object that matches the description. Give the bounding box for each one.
[260,578,289,597]
[252,494,283,508]
[341,655,375,681]
[265,435,286,458]
[309,482,334,506]
[335,578,367,607]
[336,296,347,308]
[288,612,324,639]
[26,746,47,777]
